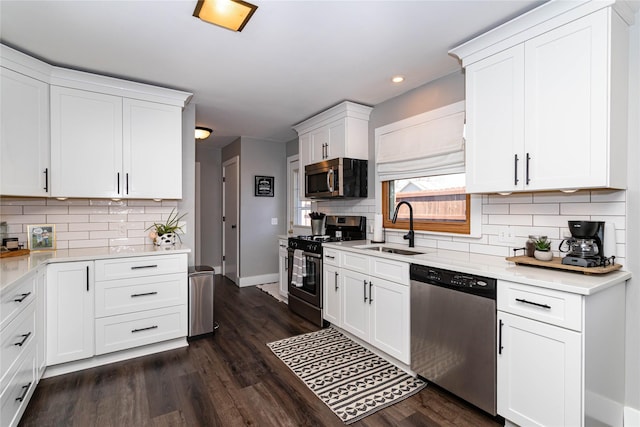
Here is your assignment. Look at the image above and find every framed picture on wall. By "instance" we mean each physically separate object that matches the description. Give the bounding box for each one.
[255,175,274,197]
[27,224,56,250]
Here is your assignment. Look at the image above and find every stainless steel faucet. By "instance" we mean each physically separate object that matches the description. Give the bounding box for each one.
[392,201,414,247]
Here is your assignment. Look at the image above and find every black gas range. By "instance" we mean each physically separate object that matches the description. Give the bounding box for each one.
[287,215,366,326]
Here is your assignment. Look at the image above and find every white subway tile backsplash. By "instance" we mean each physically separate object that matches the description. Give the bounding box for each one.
[0,206,23,215]
[0,198,45,206]
[47,199,89,206]
[470,243,510,257]
[510,203,559,215]
[561,202,626,216]
[533,191,590,203]
[590,190,626,203]
[109,206,145,215]
[1,214,47,224]
[482,204,509,215]
[487,194,533,204]
[438,240,470,252]
[47,214,90,223]
[109,237,145,246]
[128,214,164,222]
[488,214,532,226]
[89,230,121,239]
[68,206,110,214]
[533,215,589,227]
[24,205,69,215]
[90,214,123,223]
[69,223,109,232]
[89,199,126,206]
[57,231,89,241]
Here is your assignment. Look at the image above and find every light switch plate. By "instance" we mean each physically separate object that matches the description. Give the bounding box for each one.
[271,218,278,225]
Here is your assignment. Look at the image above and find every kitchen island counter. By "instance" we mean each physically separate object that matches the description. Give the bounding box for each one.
[325,240,630,296]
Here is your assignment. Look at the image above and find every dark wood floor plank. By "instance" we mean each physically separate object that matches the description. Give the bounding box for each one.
[20,275,502,427]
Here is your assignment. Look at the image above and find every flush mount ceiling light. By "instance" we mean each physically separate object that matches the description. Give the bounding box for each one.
[195,126,213,140]
[391,76,405,83]
[193,0,258,32]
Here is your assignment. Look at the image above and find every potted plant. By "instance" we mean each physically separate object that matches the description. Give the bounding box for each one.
[533,236,553,261]
[146,209,186,246]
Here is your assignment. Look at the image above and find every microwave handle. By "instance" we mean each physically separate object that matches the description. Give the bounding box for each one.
[327,168,334,192]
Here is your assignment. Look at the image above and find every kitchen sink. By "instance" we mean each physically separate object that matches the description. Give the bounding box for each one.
[361,246,425,256]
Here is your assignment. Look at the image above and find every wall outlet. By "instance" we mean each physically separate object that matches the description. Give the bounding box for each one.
[498,227,515,243]
[118,222,127,237]
[271,218,278,225]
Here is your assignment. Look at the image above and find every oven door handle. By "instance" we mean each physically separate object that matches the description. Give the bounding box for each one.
[304,252,322,259]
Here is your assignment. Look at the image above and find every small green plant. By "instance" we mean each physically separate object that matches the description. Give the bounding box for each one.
[146,209,186,236]
[534,236,551,251]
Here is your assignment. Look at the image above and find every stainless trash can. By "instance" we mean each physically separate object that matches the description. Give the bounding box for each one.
[188,265,215,337]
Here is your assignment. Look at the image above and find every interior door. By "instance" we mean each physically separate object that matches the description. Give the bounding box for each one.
[222,157,239,284]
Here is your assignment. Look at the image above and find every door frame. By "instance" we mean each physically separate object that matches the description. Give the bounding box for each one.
[222,156,240,281]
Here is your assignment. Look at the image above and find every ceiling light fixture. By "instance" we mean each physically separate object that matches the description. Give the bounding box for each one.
[195,126,213,140]
[193,0,258,32]
[391,76,405,83]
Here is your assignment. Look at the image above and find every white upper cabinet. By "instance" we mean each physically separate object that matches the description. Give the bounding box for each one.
[452,3,629,193]
[0,67,50,197]
[51,87,123,198]
[123,99,182,199]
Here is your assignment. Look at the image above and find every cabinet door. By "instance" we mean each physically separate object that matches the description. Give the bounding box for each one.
[497,311,581,427]
[323,263,341,326]
[278,240,288,299]
[341,268,369,342]
[298,133,310,200]
[465,45,525,193]
[524,10,608,190]
[123,99,182,199]
[51,86,122,198]
[369,279,409,364]
[0,68,50,196]
[46,262,94,366]
[327,119,345,159]
[309,127,328,163]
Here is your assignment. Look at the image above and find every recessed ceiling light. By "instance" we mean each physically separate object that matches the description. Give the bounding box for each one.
[193,0,258,32]
[391,76,405,83]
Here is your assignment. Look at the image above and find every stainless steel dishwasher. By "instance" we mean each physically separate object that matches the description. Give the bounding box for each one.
[410,264,497,415]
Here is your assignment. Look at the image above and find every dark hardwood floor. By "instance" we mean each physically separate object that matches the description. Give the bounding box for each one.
[20,275,502,427]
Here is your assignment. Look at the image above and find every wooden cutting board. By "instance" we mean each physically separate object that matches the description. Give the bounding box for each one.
[0,248,30,258]
[506,255,622,275]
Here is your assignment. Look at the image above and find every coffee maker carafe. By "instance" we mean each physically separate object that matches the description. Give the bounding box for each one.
[560,221,605,267]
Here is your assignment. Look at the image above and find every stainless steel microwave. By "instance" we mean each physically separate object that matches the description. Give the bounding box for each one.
[305,158,367,198]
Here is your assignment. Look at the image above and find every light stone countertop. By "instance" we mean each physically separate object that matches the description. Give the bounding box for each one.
[1,245,191,293]
[324,240,631,296]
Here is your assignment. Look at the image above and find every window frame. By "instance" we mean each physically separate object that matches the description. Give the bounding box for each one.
[381,180,471,234]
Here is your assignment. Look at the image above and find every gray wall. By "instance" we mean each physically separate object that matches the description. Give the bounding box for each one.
[195,143,222,268]
[286,137,299,157]
[178,102,196,266]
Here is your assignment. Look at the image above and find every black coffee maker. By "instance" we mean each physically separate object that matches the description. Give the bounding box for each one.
[560,221,605,267]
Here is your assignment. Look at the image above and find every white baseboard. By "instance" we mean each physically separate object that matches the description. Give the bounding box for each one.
[585,390,624,426]
[43,338,188,378]
[626,406,640,427]
[238,272,278,287]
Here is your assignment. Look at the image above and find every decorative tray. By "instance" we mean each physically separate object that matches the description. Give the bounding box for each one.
[506,256,622,275]
[0,249,30,259]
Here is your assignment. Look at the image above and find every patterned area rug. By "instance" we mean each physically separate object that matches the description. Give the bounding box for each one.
[267,328,426,424]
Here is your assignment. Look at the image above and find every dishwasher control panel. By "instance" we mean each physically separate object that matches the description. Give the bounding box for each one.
[409,264,496,299]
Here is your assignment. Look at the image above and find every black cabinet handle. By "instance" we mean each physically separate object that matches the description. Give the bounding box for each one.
[363,280,367,302]
[131,265,158,270]
[15,382,31,402]
[86,265,90,292]
[498,319,504,355]
[14,332,32,347]
[44,168,49,192]
[14,292,31,303]
[117,172,120,194]
[369,281,373,305]
[515,298,551,310]
[526,153,531,185]
[334,271,339,291]
[131,291,158,298]
[514,154,519,185]
[132,325,158,333]
[126,173,129,195]
[325,255,335,260]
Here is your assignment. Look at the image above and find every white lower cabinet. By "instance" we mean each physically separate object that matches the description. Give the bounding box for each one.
[338,250,410,364]
[497,279,626,427]
[46,261,94,366]
[322,247,341,326]
[278,239,289,300]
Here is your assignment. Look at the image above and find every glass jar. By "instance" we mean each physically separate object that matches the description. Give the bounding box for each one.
[525,235,537,257]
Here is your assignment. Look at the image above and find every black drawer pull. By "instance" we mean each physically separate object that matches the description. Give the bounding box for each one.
[325,255,335,259]
[15,382,31,402]
[498,319,504,354]
[131,325,158,333]
[131,291,158,298]
[131,265,158,270]
[14,292,31,303]
[515,298,551,310]
[368,281,373,305]
[14,332,32,347]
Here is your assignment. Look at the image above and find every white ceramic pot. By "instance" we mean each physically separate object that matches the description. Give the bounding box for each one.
[155,232,176,246]
[534,249,553,261]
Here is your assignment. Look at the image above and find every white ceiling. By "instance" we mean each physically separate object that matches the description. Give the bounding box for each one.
[0,0,545,148]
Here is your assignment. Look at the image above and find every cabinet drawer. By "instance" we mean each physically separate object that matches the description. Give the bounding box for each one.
[341,251,368,273]
[0,301,36,391]
[323,248,340,266]
[370,258,408,284]
[95,273,187,318]
[1,272,36,330]
[95,305,187,355]
[498,280,582,331]
[0,345,36,427]
[95,254,187,281]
